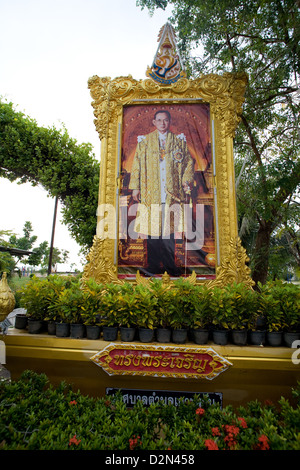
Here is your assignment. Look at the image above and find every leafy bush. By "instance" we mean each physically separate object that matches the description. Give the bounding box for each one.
[17,276,300,336]
[259,280,300,332]
[20,275,80,321]
[1,371,300,450]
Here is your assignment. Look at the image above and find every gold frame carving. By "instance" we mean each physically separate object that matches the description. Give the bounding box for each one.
[83,72,253,288]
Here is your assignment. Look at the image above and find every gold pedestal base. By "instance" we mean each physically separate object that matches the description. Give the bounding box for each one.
[4,329,300,406]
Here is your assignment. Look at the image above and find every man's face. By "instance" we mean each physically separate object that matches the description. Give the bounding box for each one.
[153,112,170,134]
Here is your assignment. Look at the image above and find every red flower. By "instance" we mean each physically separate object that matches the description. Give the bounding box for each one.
[256,434,270,450]
[224,424,239,436]
[69,434,81,446]
[205,439,219,450]
[129,435,142,450]
[237,417,247,429]
[69,400,77,405]
[224,425,239,449]
[211,427,221,436]
[224,435,237,448]
[196,407,205,416]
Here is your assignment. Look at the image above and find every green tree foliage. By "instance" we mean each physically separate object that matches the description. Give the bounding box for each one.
[0,100,99,249]
[137,0,300,284]
[0,222,68,274]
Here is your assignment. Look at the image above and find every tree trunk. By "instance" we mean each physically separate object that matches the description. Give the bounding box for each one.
[251,221,273,286]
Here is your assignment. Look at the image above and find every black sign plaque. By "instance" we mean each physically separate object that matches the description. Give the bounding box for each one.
[106,388,223,408]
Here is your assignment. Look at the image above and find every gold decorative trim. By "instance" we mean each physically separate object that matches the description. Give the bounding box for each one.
[82,236,123,285]
[207,237,255,289]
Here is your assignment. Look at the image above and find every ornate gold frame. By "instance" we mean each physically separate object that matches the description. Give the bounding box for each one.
[83,72,254,288]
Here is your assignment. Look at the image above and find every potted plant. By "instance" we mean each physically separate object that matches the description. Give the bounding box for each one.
[81,293,102,340]
[247,290,266,346]
[210,287,231,345]
[224,283,254,346]
[133,285,158,342]
[20,277,48,334]
[168,280,196,343]
[99,286,121,341]
[190,284,212,344]
[80,278,105,339]
[258,284,284,346]
[151,280,173,343]
[270,281,300,347]
[115,291,138,342]
[43,275,72,335]
[51,286,86,338]
[276,281,300,347]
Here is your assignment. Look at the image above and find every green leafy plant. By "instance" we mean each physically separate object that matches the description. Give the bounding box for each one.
[167,279,198,329]
[210,287,232,330]
[133,285,158,330]
[150,279,172,328]
[51,287,87,324]
[80,278,105,326]
[258,283,284,332]
[43,275,78,322]
[98,284,122,327]
[20,276,50,321]
[1,371,300,450]
[191,284,212,330]
[270,281,300,332]
[114,291,139,328]
[224,283,258,331]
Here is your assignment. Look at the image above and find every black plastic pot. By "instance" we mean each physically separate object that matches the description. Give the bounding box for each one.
[56,322,70,337]
[47,321,56,335]
[212,329,229,345]
[120,327,136,342]
[138,328,154,343]
[14,314,28,329]
[156,328,171,343]
[283,331,300,348]
[249,330,266,346]
[172,328,188,344]
[70,324,85,339]
[267,331,283,347]
[232,329,248,346]
[192,328,209,345]
[86,325,101,340]
[27,319,43,334]
[103,326,118,341]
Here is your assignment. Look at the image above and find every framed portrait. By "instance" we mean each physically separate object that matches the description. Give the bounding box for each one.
[83,73,253,288]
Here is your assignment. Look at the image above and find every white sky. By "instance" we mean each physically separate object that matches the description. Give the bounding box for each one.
[0,0,172,271]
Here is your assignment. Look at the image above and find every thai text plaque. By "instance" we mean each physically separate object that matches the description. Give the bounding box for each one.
[91,343,232,380]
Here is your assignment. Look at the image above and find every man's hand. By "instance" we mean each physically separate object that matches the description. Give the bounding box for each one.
[132,189,141,202]
[183,182,191,194]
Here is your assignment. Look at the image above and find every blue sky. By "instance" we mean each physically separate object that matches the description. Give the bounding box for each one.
[0,0,171,270]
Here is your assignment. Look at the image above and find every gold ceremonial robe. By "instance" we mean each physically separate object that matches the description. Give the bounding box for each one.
[129,129,194,236]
